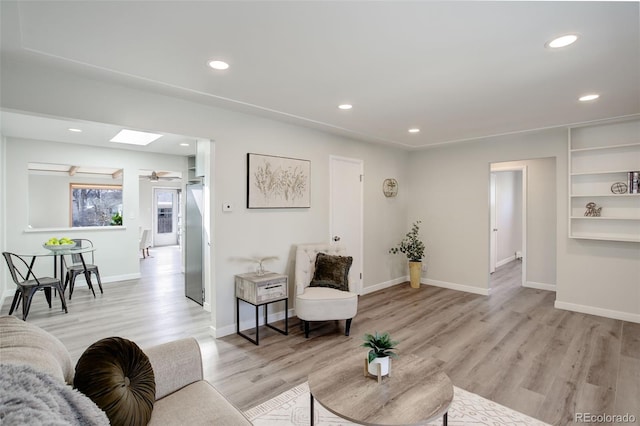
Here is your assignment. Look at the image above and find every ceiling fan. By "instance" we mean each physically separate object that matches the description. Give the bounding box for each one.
[140,170,181,181]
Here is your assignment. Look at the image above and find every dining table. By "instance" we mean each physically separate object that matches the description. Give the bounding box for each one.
[21,245,96,297]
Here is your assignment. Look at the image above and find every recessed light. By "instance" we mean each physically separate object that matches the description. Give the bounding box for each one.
[338,104,353,110]
[546,34,579,49]
[68,128,82,133]
[408,128,420,133]
[110,129,163,146]
[180,143,190,147]
[208,60,229,70]
[579,94,600,102]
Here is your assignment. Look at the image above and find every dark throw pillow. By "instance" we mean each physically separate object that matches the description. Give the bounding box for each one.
[309,252,353,291]
[74,337,155,426]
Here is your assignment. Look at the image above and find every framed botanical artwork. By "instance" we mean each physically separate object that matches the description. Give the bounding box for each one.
[247,153,311,208]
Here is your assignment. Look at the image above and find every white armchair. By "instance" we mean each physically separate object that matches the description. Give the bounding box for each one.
[295,243,359,338]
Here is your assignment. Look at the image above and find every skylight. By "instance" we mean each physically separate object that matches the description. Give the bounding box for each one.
[110,129,163,146]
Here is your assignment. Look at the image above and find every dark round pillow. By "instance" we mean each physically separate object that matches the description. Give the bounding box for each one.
[74,337,155,426]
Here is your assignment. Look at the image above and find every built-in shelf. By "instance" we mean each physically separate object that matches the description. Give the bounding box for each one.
[571,194,640,198]
[571,235,640,243]
[571,170,634,176]
[570,142,640,153]
[568,121,640,242]
[570,216,640,220]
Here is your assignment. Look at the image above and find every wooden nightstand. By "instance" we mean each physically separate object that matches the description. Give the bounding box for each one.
[235,272,288,345]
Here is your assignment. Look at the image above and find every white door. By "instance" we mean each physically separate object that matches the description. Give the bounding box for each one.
[153,188,179,246]
[329,156,364,294]
[490,173,497,274]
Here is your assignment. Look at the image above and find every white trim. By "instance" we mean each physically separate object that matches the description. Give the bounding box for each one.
[152,187,180,247]
[1,273,141,306]
[489,164,528,289]
[203,301,211,312]
[23,226,127,233]
[69,272,140,287]
[214,308,295,338]
[361,276,408,295]
[555,301,640,324]
[496,255,516,268]
[524,281,556,292]
[423,278,490,296]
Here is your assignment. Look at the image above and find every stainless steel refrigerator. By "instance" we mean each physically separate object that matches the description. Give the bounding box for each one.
[185,183,204,305]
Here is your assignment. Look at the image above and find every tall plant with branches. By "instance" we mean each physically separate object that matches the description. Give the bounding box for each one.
[389,221,425,262]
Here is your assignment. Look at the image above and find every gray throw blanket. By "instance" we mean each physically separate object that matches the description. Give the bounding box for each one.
[0,364,109,426]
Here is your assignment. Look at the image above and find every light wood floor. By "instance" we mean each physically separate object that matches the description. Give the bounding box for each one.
[3,255,639,426]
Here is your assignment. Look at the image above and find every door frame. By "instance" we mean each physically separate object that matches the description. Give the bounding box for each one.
[329,155,364,294]
[489,163,527,288]
[152,187,180,247]
[490,173,497,274]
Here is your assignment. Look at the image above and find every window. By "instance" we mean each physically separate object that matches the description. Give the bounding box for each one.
[70,184,123,227]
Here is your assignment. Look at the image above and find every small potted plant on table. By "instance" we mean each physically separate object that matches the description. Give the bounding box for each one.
[362,331,399,380]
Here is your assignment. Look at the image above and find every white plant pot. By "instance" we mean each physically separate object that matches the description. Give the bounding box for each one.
[367,356,390,376]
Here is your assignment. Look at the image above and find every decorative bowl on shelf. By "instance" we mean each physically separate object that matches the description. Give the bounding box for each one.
[43,243,76,251]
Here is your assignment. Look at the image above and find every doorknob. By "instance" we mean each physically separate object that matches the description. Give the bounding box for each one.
[333,236,341,242]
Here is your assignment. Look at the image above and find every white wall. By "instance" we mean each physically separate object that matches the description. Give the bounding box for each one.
[2,54,637,327]
[0,135,6,296]
[409,127,639,322]
[556,120,640,321]
[3,137,187,296]
[0,56,410,334]
[494,170,522,265]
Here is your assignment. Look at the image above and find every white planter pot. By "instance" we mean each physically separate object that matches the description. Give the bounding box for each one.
[367,356,390,376]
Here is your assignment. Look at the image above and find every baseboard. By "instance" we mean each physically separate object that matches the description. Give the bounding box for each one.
[361,276,407,295]
[2,289,14,307]
[215,308,296,338]
[555,301,640,324]
[423,278,490,296]
[71,273,141,287]
[524,281,556,292]
[496,255,516,268]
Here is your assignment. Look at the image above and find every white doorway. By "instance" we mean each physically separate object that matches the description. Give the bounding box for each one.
[153,188,180,247]
[489,164,527,288]
[329,156,364,294]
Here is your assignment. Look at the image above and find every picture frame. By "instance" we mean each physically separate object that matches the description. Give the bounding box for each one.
[247,153,311,208]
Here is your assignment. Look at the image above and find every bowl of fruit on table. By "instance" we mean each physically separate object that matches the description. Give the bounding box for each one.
[43,237,76,251]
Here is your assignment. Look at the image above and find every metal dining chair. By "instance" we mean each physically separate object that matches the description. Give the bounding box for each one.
[63,239,103,299]
[2,252,68,320]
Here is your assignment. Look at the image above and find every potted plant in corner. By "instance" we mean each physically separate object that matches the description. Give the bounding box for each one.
[362,331,399,377]
[389,220,425,289]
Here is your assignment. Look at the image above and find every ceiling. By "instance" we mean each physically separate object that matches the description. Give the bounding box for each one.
[1,1,639,150]
[0,111,197,156]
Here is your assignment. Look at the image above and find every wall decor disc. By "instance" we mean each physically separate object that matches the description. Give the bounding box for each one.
[611,182,628,194]
[383,178,398,197]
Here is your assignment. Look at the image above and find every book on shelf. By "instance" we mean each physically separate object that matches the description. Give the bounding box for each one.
[629,171,639,194]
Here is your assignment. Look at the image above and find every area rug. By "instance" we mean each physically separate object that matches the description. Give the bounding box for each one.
[244,382,550,426]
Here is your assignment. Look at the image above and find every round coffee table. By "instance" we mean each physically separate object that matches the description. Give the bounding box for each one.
[308,353,453,425]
